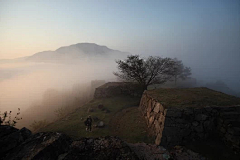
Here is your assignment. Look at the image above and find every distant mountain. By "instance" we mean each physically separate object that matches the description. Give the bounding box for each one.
[1,43,127,63]
[27,43,127,62]
[56,43,114,55]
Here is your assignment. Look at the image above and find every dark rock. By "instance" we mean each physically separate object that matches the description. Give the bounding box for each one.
[193,125,204,133]
[98,104,104,109]
[182,108,194,121]
[166,109,182,118]
[0,125,18,138]
[128,143,169,160]
[179,128,191,137]
[192,121,199,127]
[220,126,226,134]
[0,126,32,157]
[204,106,213,112]
[4,132,72,160]
[0,125,207,160]
[203,120,214,131]
[195,114,208,121]
[175,118,188,124]
[170,146,206,160]
[163,127,181,136]
[163,117,175,127]
[228,127,240,136]
[183,108,194,115]
[62,136,139,160]
[220,112,240,119]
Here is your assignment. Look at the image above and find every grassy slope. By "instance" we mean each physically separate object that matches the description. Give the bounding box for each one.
[147,87,240,108]
[38,87,240,159]
[109,107,154,143]
[39,96,154,143]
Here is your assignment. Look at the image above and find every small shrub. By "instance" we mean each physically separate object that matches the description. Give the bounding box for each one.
[0,108,22,126]
[30,119,49,132]
[54,107,71,119]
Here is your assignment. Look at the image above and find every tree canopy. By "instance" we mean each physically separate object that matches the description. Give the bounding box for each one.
[114,55,176,89]
[172,58,192,85]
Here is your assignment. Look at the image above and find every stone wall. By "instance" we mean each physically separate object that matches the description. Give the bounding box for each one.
[139,91,167,145]
[139,91,240,152]
[217,107,240,153]
[94,82,143,98]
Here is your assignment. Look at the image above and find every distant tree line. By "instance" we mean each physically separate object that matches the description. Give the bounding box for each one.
[114,55,191,90]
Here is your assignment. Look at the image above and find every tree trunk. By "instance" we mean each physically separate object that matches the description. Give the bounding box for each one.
[140,84,148,91]
[143,85,148,91]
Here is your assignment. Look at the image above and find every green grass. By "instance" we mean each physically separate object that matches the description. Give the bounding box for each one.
[147,87,240,108]
[39,95,154,143]
[109,107,155,143]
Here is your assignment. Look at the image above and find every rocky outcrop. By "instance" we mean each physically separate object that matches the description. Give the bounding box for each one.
[217,107,240,153]
[61,136,139,160]
[0,126,32,158]
[128,143,206,160]
[139,91,240,153]
[0,125,205,160]
[169,146,206,160]
[4,131,72,160]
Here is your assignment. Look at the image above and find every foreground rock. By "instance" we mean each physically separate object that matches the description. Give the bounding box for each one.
[170,146,206,160]
[0,125,205,160]
[128,143,206,160]
[61,136,139,160]
[0,126,32,157]
[4,132,72,160]
[128,143,169,160]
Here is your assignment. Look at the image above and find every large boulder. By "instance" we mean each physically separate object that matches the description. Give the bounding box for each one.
[0,126,32,157]
[4,132,72,160]
[0,125,19,138]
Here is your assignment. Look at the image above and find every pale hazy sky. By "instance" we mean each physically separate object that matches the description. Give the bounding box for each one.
[1,0,239,59]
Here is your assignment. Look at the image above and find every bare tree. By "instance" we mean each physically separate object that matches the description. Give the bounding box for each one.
[172,58,192,86]
[113,55,175,90]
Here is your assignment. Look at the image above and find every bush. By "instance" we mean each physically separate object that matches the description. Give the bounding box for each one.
[30,119,49,132]
[54,107,70,119]
[0,108,22,126]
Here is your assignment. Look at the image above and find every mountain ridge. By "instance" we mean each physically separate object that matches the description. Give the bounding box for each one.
[0,43,127,63]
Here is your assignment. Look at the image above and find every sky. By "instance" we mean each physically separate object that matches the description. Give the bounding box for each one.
[0,0,240,89]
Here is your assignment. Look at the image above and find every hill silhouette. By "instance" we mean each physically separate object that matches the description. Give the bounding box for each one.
[0,43,127,63]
